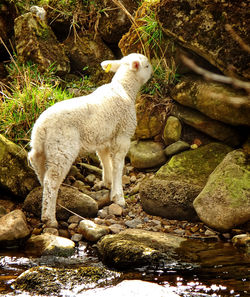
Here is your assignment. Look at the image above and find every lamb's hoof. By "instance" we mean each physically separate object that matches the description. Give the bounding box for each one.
[112,199,126,208]
[103,180,112,189]
[42,217,58,229]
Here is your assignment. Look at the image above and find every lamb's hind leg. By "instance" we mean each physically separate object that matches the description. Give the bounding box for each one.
[28,149,46,186]
[42,133,80,228]
[110,137,130,207]
[97,147,112,189]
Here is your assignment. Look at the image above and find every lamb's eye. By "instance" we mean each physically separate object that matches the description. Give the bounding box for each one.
[145,65,149,68]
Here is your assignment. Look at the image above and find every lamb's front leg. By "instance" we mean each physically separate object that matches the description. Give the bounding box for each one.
[97,147,112,189]
[110,138,130,207]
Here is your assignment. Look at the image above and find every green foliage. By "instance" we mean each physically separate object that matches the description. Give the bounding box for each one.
[0,61,72,145]
[138,11,163,50]
[142,60,180,97]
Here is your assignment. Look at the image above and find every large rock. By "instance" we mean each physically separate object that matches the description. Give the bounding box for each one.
[0,135,39,198]
[135,95,166,139]
[157,0,250,80]
[13,265,120,296]
[23,185,98,220]
[14,11,70,74]
[63,32,115,80]
[193,150,250,231]
[98,228,223,270]
[171,103,242,147]
[0,209,30,247]
[97,0,139,44]
[140,143,232,220]
[172,76,250,126]
[26,233,75,256]
[140,178,200,221]
[128,140,166,169]
[98,229,188,269]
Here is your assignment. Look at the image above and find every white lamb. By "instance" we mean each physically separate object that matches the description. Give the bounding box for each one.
[28,53,153,228]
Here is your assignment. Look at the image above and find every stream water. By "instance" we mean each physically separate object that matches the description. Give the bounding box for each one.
[0,240,249,297]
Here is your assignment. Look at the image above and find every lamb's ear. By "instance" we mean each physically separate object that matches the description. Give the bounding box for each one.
[101,60,121,73]
[130,60,140,71]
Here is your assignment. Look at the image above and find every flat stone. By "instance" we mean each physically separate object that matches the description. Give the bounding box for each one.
[78,219,109,242]
[128,140,167,169]
[164,140,190,156]
[125,218,142,228]
[89,189,110,209]
[109,224,126,234]
[71,233,83,242]
[26,233,75,256]
[171,103,242,146]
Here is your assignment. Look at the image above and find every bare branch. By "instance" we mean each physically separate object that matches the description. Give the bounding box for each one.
[225,24,250,53]
[181,55,250,93]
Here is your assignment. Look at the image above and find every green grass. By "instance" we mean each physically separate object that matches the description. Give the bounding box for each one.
[0,61,73,145]
[142,60,180,97]
[138,11,163,50]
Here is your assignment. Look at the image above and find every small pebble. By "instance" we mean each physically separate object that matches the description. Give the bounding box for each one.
[71,233,83,242]
[204,229,217,236]
[68,215,82,224]
[122,175,131,185]
[98,208,109,219]
[125,218,142,228]
[108,203,123,216]
[58,229,70,238]
[78,219,109,242]
[85,174,96,184]
[43,228,59,236]
[130,175,137,183]
[109,224,126,234]
[68,223,78,230]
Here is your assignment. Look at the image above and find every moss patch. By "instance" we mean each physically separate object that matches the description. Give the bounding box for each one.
[156,142,232,187]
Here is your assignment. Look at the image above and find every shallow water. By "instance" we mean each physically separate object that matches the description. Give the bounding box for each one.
[0,241,249,296]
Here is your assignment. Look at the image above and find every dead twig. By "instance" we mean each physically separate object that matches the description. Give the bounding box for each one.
[181,55,250,93]
[225,24,250,53]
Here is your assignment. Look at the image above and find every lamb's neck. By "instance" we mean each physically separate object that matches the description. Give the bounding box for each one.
[112,75,141,101]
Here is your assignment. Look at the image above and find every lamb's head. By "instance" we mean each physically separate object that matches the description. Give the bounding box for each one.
[101,53,152,85]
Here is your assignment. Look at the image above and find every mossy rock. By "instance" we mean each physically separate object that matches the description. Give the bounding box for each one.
[157,0,250,79]
[156,142,232,187]
[194,149,250,231]
[97,229,210,270]
[14,12,70,74]
[0,135,39,198]
[171,76,250,127]
[13,265,120,295]
[140,143,232,220]
[135,94,166,139]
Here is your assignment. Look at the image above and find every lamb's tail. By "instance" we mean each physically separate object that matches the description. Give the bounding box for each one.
[28,124,46,168]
